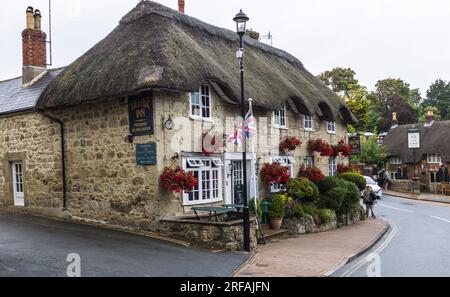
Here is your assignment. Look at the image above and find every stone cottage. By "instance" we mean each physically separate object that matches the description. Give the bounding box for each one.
[383,111,450,191]
[1,1,356,234]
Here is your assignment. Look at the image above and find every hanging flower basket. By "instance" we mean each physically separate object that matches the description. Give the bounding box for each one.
[279,137,302,154]
[308,139,334,157]
[337,164,358,174]
[160,167,198,193]
[332,139,352,158]
[298,165,325,183]
[260,162,290,186]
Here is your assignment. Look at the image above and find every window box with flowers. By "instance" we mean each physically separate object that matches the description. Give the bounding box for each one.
[308,139,334,157]
[260,162,291,193]
[337,164,359,174]
[160,167,198,193]
[332,139,352,158]
[279,137,302,155]
[298,165,325,183]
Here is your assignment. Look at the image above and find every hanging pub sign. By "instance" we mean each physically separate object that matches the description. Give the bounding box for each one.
[408,128,421,149]
[348,135,362,155]
[136,142,157,166]
[128,92,154,136]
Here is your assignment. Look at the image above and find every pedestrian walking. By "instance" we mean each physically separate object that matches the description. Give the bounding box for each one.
[363,186,377,219]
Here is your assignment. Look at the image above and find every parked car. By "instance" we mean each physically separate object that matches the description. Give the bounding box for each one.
[362,176,383,200]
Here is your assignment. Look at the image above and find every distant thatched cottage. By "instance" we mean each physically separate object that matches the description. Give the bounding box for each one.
[383,111,450,191]
[0,1,356,244]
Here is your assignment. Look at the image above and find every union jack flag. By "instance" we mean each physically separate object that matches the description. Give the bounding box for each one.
[228,127,243,146]
[244,101,257,139]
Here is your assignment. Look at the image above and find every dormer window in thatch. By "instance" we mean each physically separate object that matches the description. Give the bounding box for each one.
[189,84,212,120]
[273,104,287,129]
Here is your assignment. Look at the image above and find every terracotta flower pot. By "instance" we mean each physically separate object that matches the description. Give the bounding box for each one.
[270,217,283,230]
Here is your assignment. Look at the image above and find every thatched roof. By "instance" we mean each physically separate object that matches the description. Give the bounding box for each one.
[383,120,450,163]
[37,1,356,124]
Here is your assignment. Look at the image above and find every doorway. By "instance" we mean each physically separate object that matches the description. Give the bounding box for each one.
[224,153,258,205]
[11,162,25,206]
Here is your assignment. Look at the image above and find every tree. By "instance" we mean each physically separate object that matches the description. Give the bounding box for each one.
[317,67,359,97]
[380,95,418,131]
[374,78,421,107]
[353,136,386,166]
[423,79,450,120]
[418,106,442,123]
[345,86,371,131]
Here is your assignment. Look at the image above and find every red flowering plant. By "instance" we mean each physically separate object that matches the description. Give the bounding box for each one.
[160,167,198,193]
[279,137,302,154]
[298,165,325,183]
[260,162,290,186]
[332,139,352,158]
[337,164,359,174]
[308,139,334,157]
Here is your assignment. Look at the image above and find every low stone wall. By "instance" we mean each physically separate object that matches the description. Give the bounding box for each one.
[284,208,364,235]
[389,179,420,194]
[159,213,257,251]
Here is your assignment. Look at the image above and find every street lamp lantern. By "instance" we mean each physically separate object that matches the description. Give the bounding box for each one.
[233,9,249,36]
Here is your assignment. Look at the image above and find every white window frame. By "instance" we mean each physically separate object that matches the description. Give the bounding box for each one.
[327,121,336,134]
[303,156,315,167]
[389,156,401,165]
[328,157,337,177]
[273,104,288,129]
[189,84,212,120]
[183,157,223,206]
[304,115,314,131]
[270,156,295,193]
[427,154,442,164]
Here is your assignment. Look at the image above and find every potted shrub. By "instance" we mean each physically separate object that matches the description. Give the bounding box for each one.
[268,195,286,230]
[279,137,302,154]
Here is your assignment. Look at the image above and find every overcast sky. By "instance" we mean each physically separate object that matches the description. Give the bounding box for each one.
[2,0,450,96]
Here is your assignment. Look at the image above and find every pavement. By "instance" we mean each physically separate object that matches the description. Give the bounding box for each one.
[333,194,450,277]
[234,219,389,277]
[0,213,247,277]
[385,189,450,204]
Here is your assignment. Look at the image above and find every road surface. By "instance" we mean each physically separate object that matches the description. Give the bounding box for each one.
[333,195,450,277]
[0,213,247,277]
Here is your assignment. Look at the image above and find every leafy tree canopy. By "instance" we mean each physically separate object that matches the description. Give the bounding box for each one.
[423,79,450,120]
[317,67,360,96]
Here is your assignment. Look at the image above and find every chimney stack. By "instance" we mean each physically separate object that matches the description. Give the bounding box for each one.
[178,0,185,13]
[424,109,435,127]
[22,6,47,85]
[390,112,399,130]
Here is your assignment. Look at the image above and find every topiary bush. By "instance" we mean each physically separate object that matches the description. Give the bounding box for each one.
[339,172,366,191]
[317,186,346,211]
[287,178,319,204]
[268,195,286,218]
[339,180,361,215]
[316,176,344,194]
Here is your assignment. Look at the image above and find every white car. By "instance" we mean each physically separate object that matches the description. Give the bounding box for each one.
[362,176,383,200]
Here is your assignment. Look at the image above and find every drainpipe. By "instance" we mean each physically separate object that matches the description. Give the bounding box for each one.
[39,111,68,211]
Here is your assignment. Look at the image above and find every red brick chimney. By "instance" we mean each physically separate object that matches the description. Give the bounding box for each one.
[22,6,47,84]
[178,0,185,13]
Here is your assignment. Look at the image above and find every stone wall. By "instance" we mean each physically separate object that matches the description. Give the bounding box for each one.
[389,179,420,194]
[0,111,62,208]
[160,214,257,251]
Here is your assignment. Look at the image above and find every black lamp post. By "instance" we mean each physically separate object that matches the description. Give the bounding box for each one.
[233,9,251,252]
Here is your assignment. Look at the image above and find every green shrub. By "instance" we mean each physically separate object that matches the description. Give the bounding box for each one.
[316,209,336,224]
[317,187,346,211]
[316,176,345,194]
[293,204,306,219]
[339,180,361,215]
[287,178,319,203]
[339,173,366,191]
[268,195,286,218]
[249,198,263,222]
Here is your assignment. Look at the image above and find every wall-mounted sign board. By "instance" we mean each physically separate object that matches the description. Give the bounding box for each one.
[136,142,157,166]
[129,92,154,137]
